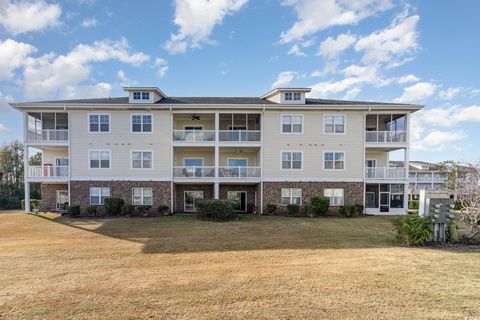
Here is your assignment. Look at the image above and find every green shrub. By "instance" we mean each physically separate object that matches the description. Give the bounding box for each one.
[196,199,236,221]
[137,205,152,217]
[286,204,300,216]
[86,206,97,216]
[304,204,316,218]
[68,205,80,217]
[21,199,42,211]
[121,204,135,216]
[453,200,463,210]
[104,198,124,216]
[408,200,419,210]
[339,205,353,217]
[309,196,330,217]
[157,204,169,214]
[353,204,364,216]
[266,204,277,214]
[392,215,432,245]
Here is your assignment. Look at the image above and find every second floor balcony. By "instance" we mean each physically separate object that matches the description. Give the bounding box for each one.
[173,166,261,179]
[28,165,69,179]
[365,167,406,180]
[365,114,407,146]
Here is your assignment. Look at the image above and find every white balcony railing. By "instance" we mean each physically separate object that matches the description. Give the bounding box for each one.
[365,167,406,180]
[219,130,261,142]
[218,166,261,178]
[28,166,69,178]
[26,130,68,142]
[365,131,407,143]
[172,130,215,142]
[173,166,215,178]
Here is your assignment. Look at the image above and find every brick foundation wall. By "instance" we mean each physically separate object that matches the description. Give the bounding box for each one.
[41,183,68,211]
[70,181,171,212]
[219,184,259,213]
[173,184,214,213]
[262,182,364,214]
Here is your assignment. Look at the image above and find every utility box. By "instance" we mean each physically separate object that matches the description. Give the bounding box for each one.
[418,190,452,216]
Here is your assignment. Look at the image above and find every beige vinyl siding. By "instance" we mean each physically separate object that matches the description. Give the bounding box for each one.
[174,149,214,166]
[262,110,364,180]
[42,148,68,165]
[173,119,215,130]
[365,150,389,167]
[219,149,259,166]
[69,110,171,179]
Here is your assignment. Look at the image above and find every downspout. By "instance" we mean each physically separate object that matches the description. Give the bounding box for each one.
[169,105,174,214]
[66,104,71,207]
[363,106,371,214]
[260,105,265,214]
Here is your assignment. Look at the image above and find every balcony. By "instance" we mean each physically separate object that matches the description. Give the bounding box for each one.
[173,166,215,178]
[365,167,406,180]
[26,129,69,142]
[365,131,407,144]
[28,165,69,179]
[218,166,261,178]
[219,130,261,143]
[172,130,215,143]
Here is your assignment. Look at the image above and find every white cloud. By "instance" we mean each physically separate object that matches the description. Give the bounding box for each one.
[272,71,297,88]
[153,58,168,78]
[397,74,419,84]
[439,87,461,100]
[412,129,466,151]
[164,0,248,54]
[311,59,340,77]
[23,37,149,99]
[342,87,361,100]
[355,12,419,66]
[117,70,137,86]
[0,91,13,111]
[394,82,436,103]
[81,17,97,28]
[0,0,61,35]
[415,105,480,128]
[0,123,11,134]
[0,39,37,79]
[287,44,306,56]
[317,33,356,59]
[280,0,392,43]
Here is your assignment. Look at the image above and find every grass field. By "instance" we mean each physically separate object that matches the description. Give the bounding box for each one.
[0,211,479,319]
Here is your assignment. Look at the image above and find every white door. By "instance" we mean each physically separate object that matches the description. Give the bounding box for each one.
[56,190,68,210]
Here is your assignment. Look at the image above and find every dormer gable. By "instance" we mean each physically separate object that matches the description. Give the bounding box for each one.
[261,88,311,104]
[123,87,167,104]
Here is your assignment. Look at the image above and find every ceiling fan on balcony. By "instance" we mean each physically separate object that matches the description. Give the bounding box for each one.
[192,114,200,121]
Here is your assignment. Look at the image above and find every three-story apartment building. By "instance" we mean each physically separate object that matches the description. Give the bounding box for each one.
[11,87,422,215]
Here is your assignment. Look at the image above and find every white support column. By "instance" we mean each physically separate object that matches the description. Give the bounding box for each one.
[214,112,220,199]
[404,146,410,213]
[170,108,175,212]
[260,108,265,214]
[24,145,30,213]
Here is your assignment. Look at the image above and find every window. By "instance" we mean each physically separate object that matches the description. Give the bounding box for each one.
[89,114,110,132]
[293,92,301,100]
[131,151,153,169]
[90,187,110,205]
[133,91,150,101]
[281,151,302,169]
[131,114,152,133]
[285,92,293,101]
[324,189,344,206]
[281,188,302,205]
[324,152,345,170]
[142,92,150,100]
[281,115,303,133]
[132,187,152,205]
[89,150,111,169]
[390,184,405,208]
[133,92,141,100]
[324,115,345,134]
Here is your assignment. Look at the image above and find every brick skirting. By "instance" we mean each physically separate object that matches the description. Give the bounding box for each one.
[70,180,171,212]
[262,181,364,214]
[41,183,68,211]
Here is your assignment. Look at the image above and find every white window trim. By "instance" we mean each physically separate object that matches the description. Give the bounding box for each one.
[323,150,346,171]
[280,150,304,171]
[130,150,154,170]
[324,188,345,206]
[88,113,111,133]
[227,158,248,167]
[132,187,153,205]
[88,149,112,170]
[323,114,346,135]
[130,114,154,134]
[280,114,304,134]
[281,188,302,206]
[89,187,111,205]
[183,157,204,166]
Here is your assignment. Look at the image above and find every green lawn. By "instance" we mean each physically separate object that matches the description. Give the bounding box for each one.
[0,211,479,319]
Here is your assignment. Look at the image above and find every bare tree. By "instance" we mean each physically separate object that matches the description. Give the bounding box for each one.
[438,161,480,239]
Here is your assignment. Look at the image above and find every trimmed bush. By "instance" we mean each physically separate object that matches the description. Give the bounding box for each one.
[86,206,97,216]
[309,196,330,217]
[21,199,42,211]
[196,199,237,221]
[137,205,152,217]
[121,204,135,216]
[304,204,316,218]
[408,200,419,210]
[266,204,277,215]
[104,198,124,216]
[157,204,169,215]
[353,204,364,216]
[286,204,300,216]
[392,215,432,245]
[339,205,354,217]
[68,205,80,217]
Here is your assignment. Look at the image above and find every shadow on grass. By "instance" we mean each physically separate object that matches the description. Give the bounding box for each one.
[30,213,410,254]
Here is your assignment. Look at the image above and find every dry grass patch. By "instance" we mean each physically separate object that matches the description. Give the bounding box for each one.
[0,211,479,319]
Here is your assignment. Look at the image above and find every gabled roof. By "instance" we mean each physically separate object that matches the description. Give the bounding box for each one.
[260,87,311,99]
[123,86,167,98]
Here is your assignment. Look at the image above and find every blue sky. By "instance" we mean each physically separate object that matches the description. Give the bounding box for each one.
[1,0,479,163]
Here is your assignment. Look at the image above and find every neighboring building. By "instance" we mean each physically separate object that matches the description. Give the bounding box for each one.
[390,161,448,200]
[11,87,422,215]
